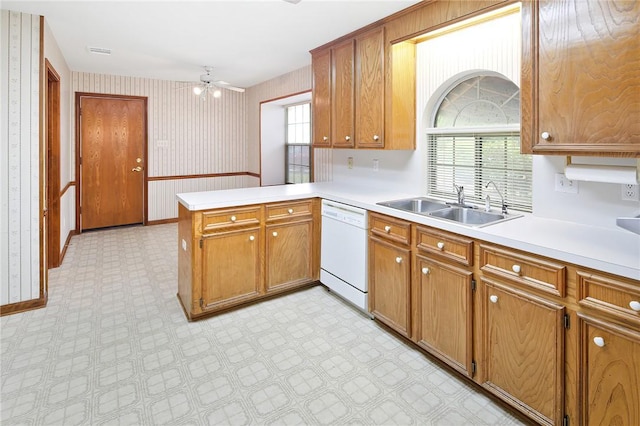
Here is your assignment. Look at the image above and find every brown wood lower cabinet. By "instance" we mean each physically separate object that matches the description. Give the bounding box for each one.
[178,199,319,320]
[201,227,262,310]
[481,278,565,426]
[578,314,640,426]
[413,254,473,377]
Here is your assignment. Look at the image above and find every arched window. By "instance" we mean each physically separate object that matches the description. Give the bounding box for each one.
[426,74,532,212]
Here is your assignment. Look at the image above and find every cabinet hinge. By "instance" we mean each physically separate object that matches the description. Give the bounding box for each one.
[563,414,569,426]
[199,239,203,249]
[471,360,476,376]
[199,298,204,308]
[564,314,570,329]
[471,279,476,291]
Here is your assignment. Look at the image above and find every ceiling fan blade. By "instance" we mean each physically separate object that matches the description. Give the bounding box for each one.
[213,81,245,93]
[282,0,302,4]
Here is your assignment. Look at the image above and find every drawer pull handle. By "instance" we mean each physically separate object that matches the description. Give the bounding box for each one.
[489,295,498,304]
[373,134,380,141]
[421,267,430,275]
[288,208,294,214]
[323,136,328,141]
[230,215,237,222]
[629,300,640,312]
[272,232,278,237]
[345,136,351,141]
[512,264,521,274]
[541,131,551,141]
[395,257,403,264]
[593,336,605,347]
[436,242,445,250]
[384,226,391,233]
[249,235,255,241]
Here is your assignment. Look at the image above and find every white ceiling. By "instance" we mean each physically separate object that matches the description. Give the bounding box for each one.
[2,0,421,88]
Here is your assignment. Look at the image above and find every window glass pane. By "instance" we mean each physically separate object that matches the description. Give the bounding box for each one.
[285,101,312,184]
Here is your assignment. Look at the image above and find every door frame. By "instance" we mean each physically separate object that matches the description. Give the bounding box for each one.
[45,59,61,268]
[75,92,149,232]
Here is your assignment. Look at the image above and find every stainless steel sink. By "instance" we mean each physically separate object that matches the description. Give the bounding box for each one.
[377,197,449,214]
[429,207,517,227]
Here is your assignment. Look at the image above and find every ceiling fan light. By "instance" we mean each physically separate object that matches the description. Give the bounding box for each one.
[193,86,203,95]
[213,89,222,98]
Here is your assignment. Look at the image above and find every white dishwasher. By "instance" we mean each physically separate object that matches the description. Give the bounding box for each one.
[320,199,368,311]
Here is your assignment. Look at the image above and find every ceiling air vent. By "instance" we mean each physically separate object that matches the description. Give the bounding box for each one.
[87,46,112,55]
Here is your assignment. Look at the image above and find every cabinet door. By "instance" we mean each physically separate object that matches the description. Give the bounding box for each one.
[482,278,565,426]
[522,0,640,154]
[414,255,473,376]
[355,27,384,148]
[369,236,411,337]
[312,49,332,147]
[201,227,262,309]
[332,40,355,148]
[266,219,313,293]
[579,314,640,426]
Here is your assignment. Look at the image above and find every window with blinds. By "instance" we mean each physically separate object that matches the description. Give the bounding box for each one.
[285,102,312,184]
[426,75,532,212]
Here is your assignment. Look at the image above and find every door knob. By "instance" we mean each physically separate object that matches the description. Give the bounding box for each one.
[131,166,143,172]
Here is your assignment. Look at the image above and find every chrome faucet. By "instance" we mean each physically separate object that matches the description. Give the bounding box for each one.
[485,181,508,214]
[453,184,465,205]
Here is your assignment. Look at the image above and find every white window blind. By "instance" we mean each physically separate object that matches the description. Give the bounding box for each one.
[427,132,532,212]
[285,102,312,184]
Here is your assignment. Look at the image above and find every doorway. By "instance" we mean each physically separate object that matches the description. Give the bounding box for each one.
[76,94,147,231]
[46,60,61,268]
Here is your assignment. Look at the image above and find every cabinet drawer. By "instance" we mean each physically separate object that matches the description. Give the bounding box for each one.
[415,226,473,267]
[577,271,640,325]
[201,206,262,233]
[480,244,566,297]
[266,199,314,222]
[369,213,411,246]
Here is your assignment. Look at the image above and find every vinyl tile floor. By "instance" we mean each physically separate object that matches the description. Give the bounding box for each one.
[1,223,526,425]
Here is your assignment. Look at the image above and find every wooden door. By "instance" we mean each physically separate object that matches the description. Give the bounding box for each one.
[46,61,61,267]
[369,237,411,337]
[414,255,473,376]
[80,96,145,230]
[331,40,355,148]
[579,315,640,426]
[312,49,332,147]
[201,227,262,309]
[482,278,565,425]
[265,219,313,293]
[355,27,384,148]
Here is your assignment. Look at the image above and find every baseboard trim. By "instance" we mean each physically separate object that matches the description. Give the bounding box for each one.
[147,218,178,226]
[0,295,48,317]
[59,229,77,265]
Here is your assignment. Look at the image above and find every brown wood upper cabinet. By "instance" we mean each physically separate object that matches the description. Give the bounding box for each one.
[311,25,415,150]
[521,0,640,155]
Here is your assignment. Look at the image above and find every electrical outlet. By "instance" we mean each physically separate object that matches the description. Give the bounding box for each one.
[621,183,640,201]
[555,173,578,194]
[347,157,353,169]
[373,159,379,172]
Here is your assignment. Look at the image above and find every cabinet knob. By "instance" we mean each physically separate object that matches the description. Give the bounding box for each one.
[436,242,445,250]
[288,208,294,214]
[629,300,640,312]
[373,134,380,141]
[345,136,351,141]
[230,215,237,222]
[272,231,278,237]
[512,264,521,274]
[249,235,255,241]
[384,226,391,233]
[593,336,605,347]
[421,267,430,275]
[395,256,403,264]
[541,131,551,141]
[489,295,498,304]
[323,136,328,141]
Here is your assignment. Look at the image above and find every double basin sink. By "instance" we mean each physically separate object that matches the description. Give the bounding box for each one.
[377,197,521,227]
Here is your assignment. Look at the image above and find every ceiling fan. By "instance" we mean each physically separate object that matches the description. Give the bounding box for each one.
[282,0,302,3]
[191,66,245,100]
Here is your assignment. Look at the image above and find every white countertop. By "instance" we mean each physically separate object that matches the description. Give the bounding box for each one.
[177,182,640,281]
